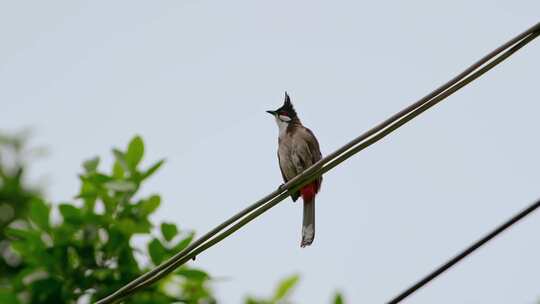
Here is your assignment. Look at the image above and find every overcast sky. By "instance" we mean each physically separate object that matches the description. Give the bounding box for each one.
[2,1,540,303]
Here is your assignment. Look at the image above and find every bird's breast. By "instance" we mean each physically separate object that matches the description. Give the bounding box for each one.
[278,137,297,181]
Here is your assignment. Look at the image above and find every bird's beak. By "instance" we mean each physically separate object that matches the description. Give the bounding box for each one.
[266,110,276,116]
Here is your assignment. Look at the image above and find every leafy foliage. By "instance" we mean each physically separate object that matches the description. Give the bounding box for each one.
[332,292,345,304]
[245,274,300,304]
[1,133,347,303]
[0,131,40,282]
[3,136,214,303]
[244,275,346,304]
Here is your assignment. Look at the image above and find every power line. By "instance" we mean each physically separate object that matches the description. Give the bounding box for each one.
[387,197,540,304]
[99,22,540,304]
[98,22,540,304]
[96,22,540,304]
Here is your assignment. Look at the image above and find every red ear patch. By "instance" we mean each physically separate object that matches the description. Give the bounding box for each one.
[279,112,289,117]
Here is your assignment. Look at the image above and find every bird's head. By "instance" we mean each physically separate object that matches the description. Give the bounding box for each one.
[266,92,298,125]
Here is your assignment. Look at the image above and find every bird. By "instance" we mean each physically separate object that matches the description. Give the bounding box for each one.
[266,92,322,247]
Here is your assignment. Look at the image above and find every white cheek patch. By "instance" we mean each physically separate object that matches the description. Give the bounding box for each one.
[275,116,289,136]
[278,115,291,122]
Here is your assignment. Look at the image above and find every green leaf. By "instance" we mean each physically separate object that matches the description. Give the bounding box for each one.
[333,292,344,304]
[244,298,267,304]
[140,195,161,215]
[83,173,113,185]
[160,223,178,242]
[77,179,97,199]
[8,228,46,257]
[148,238,167,265]
[173,233,194,252]
[5,227,34,240]
[113,149,129,172]
[272,274,300,302]
[92,269,112,281]
[126,136,144,170]
[82,156,100,173]
[117,219,137,235]
[117,218,150,235]
[104,180,136,192]
[176,268,209,281]
[0,288,19,304]
[59,204,82,223]
[67,246,80,269]
[28,199,49,230]
[112,161,125,179]
[141,159,165,180]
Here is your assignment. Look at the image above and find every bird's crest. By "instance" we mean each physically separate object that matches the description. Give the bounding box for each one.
[279,92,297,118]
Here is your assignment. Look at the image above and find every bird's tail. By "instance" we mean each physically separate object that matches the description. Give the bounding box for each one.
[300,182,317,247]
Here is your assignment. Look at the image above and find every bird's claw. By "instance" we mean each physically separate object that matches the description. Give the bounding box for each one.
[278,183,287,191]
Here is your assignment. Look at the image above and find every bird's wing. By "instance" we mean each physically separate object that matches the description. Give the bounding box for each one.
[277,151,289,183]
[303,128,322,164]
[278,148,300,201]
[291,139,313,172]
[296,127,323,191]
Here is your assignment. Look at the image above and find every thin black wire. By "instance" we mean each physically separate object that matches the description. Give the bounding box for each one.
[96,22,540,304]
[385,30,540,304]
[99,24,540,304]
[387,198,540,304]
[158,32,540,304]
[135,28,540,299]
[124,32,538,300]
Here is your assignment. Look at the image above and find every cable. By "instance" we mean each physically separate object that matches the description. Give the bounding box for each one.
[96,22,540,304]
[98,23,540,304]
[387,197,540,304]
[132,28,540,300]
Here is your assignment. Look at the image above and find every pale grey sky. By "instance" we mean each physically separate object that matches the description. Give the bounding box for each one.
[2,1,540,303]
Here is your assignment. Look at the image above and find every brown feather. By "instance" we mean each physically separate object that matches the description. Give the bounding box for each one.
[277,121,322,201]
